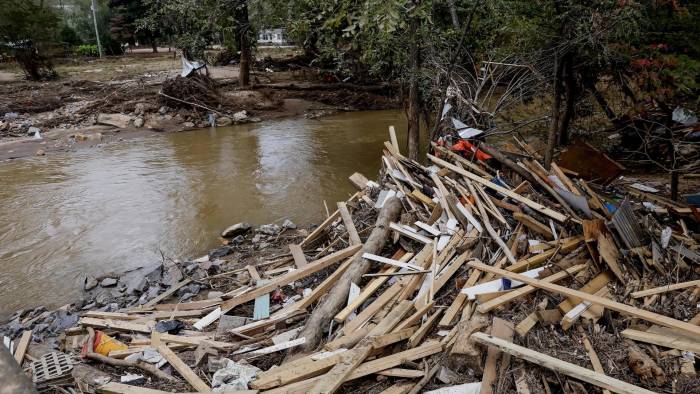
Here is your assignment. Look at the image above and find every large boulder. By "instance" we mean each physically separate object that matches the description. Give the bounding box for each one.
[97,113,132,129]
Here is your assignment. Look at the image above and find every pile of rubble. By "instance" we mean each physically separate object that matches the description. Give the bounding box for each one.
[2,128,699,394]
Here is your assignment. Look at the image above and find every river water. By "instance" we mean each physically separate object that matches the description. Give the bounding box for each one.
[0,110,407,318]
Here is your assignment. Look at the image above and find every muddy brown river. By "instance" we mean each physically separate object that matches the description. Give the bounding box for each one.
[0,110,407,318]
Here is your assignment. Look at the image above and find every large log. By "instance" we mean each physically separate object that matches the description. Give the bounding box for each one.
[295,196,403,352]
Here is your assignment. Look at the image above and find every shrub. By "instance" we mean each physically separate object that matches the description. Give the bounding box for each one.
[75,44,99,57]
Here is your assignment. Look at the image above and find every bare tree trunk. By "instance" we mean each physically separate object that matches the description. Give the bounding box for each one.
[151,40,158,53]
[557,58,575,146]
[0,345,37,394]
[407,17,420,160]
[585,79,616,120]
[237,0,251,87]
[295,197,402,352]
[544,55,564,170]
[447,0,460,29]
[670,172,679,201]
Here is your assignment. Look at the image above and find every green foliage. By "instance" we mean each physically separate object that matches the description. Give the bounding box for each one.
[0,0,60,79]
[59,24,83,47]
[75,44,100,57]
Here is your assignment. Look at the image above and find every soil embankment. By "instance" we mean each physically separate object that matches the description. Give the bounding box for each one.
[0,52,400,160]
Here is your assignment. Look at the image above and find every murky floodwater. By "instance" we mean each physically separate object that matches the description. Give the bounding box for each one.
[0,110,407,318]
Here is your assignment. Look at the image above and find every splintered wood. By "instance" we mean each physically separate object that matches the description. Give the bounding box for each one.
[19,126,700,394]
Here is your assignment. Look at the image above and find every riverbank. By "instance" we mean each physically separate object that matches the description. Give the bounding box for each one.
[0,52,400,160]
[1,131,698,393]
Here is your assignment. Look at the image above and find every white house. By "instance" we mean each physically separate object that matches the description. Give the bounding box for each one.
[258,29,289,45]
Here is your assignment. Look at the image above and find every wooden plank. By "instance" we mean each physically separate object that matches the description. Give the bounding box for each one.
[153,299,221,312]
[142,278,192,308]
[79,317,151,333]
[157,344,210,392]
[97,382,198,394]
[264,342,443,394]
[300,211,341,248]
[293,256,355,312]
[334,252,411,322]
[428,154,567,222]
[597,232,625,283]
[253,280,271,320]
[219,244,362,313]
[337,201,361,245]
[631,280,700,298]
[621,328,700,353]
[363,253,423,271]
[158,333,236,349]
[468,260,700,337]
[408,309,443,347]
[478,264,587,313]
[378,368,424,378]
[515,299,547,337]
[582,334,611,394]
[389,126,400,153]
[558,271,613,314]
[390,222,434,244]
[481,318,514,394]
[310,302,413,394]
[247,265,262,281]
[506,236,583,272]
[13,330,32,365]
[471,332,656,394]
[348,172,370,190]
[513,212,554,240]
[289,244,308,268]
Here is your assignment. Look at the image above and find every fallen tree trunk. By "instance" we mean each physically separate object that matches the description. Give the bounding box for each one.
[295,196,403,352]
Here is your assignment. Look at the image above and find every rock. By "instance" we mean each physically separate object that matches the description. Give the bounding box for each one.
[120,374,145,384]
[36,149,45,156]
[210,245,234,259]
[162,263,183,287]
[282,219,297,229]
[100,278,117,287]
[133,117,144,128]
[94,291,112,306]
[230,235,244,244]
[4,112,19,119]
[221,222,252,238]
[142,348,164,364]
[217,116,232,127]
[97,113,132,129]
[257,224,281,235]
[28,126,41,136]
[232,110,248,122]
[178,283,201,298]
[84,276,98,291]
[158,106,168,115]
[74,133,89,141]
[183,121,195,128]
[207,291,224,299]
[47,310,78,334]
[155,320,185,334]
[87,132,102,141]
[134,103,146,116]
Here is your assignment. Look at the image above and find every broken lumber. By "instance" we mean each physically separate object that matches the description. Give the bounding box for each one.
[471,332,655,394]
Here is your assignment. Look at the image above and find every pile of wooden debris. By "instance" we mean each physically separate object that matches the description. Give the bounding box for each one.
[4,127,700,394]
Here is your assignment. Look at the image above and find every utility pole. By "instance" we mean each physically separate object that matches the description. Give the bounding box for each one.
[91,0,103,58]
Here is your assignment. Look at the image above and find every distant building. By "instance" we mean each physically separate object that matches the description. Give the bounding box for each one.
[257,29,289,45]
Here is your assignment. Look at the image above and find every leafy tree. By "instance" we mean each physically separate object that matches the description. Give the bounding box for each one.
[0,0,60,80]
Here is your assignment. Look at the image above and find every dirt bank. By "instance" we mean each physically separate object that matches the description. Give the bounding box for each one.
[0,52,400,160]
